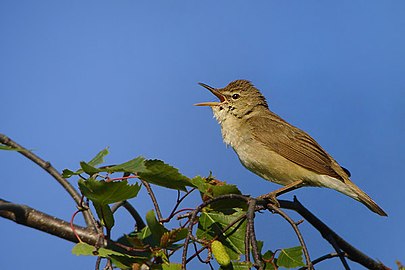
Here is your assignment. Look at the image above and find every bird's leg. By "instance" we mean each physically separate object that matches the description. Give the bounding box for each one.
[258,180,304,207]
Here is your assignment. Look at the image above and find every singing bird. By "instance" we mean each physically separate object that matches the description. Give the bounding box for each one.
[195,79,387,216]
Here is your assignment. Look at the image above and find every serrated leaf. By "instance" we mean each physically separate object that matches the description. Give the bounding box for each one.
[87,148,109,167]
[104,156,146,173]
[146,210,168,245]
[138,159,194,191]
[196,209,246,260]
[78,178,141,205]
[277,246,305,268]
[94,203,114,229]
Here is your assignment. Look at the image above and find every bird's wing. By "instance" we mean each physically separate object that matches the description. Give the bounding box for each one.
[249,114,349,181]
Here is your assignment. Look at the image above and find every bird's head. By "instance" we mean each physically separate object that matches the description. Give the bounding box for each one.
[195,79,268,121]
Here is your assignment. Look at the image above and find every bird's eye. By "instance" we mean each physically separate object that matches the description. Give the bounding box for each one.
[232,93,240,99]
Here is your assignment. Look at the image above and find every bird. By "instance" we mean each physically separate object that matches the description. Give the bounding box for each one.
[195,79,387,216]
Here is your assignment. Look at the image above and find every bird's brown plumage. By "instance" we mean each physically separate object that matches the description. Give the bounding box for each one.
[197,79,387,216]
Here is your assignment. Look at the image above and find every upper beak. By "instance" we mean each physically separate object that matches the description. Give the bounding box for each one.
[194,82,226,106]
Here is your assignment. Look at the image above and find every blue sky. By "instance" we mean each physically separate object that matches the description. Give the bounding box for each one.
[1,1,404,269]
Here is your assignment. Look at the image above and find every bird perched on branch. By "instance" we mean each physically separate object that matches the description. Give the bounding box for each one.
[195,79,387,216]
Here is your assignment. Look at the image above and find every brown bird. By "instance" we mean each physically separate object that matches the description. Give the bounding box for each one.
[195,79,387,216]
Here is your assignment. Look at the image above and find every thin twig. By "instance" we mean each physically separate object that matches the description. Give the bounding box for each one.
[265,203,313,270]
[111,200,145,230]
[0,133,98,230]
[298,252,348,270]
[246,198,263,269]
[326,234,350,270]
[140,179,163,221]
[185,246,208,264]
[161,188,196,223]
[95,257,102,270]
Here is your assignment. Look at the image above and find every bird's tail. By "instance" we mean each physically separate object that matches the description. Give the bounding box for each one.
[346,182,387,216]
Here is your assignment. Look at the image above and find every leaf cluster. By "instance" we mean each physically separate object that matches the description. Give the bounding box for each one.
[65,149,304,269]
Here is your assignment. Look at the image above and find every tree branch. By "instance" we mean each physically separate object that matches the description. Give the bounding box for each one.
[279,197,390,270]
[0,198,99,245]
[0,133,97,230]
[0,198,149,256]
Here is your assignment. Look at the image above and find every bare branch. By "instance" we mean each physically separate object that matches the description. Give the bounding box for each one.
[279,197,390,270]
[0,198,99,245]
[0,133,97,230]
[0,198,150,256]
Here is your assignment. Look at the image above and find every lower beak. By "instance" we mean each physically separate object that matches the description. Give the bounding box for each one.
[194,82,226,107]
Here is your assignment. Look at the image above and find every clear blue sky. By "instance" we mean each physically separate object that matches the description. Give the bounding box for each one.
[1,1,404,269]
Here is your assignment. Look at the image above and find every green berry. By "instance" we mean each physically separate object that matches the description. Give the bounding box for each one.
[211,240,231,267]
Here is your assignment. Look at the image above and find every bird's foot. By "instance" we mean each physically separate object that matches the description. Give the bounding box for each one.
[257,192,280,207]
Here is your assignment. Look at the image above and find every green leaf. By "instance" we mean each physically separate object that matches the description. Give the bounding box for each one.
[87,148,109,167]
[146,210,168,244]
[63,148,109,178]
[161,263,182,270]
[93,203,114,229]
[196,209,246,260]
[277,246,305,268]
[263,250,276,270]
[256,240,264,254]
[222,261,252,270]
[136,226,152,241]
[62,169,77,178]
[72,242,123,257]
[72,242,96,256]
[104,156,146,173]
[72,242,150,270]
[190,176,209,193]
[191,176,245,212]
[138,159,194,191]
[80,161,101,176]
[78,177,141,205]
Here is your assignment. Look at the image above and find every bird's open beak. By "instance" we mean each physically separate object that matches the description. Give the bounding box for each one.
[194,82,226,106]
